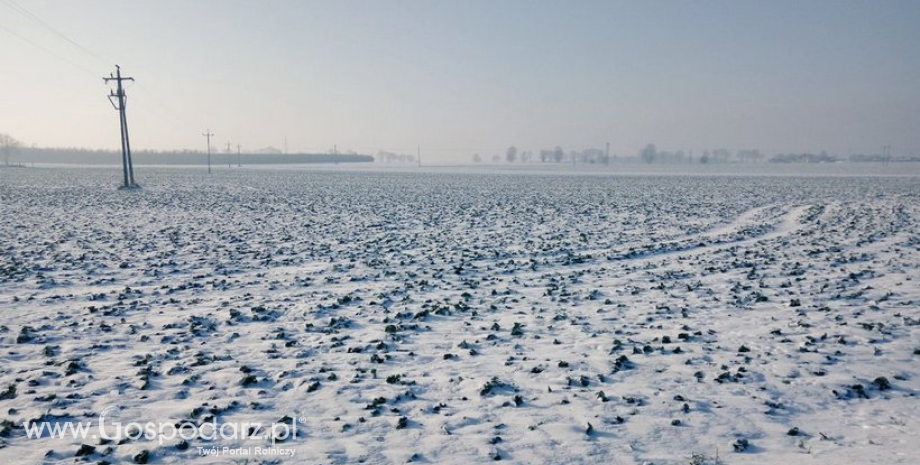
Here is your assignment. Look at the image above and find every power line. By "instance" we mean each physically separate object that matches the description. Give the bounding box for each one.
[103,65,139,189]
[1,0,111,66]
[202,130,214,175]
[0,11,198,153]
[2,1,204,137]
[0,22,97,76]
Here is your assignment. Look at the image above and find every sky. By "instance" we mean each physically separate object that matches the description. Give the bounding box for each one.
[1,0,919,161]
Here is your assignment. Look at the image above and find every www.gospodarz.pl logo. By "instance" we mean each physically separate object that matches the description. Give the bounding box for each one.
[24,405,304,452]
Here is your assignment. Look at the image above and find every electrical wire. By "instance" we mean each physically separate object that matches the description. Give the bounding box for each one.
[0,22,98,77]
[1,1,506,155]
[1,0,111,66]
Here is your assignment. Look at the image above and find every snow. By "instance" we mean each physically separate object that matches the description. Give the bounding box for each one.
[1,166,918,464]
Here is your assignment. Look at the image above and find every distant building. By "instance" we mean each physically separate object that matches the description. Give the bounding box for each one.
[256,146,283,154]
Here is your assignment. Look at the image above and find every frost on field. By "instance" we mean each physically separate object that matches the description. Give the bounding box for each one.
[0,168,918,464]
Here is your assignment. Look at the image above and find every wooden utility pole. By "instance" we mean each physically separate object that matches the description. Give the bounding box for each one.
[237,144,241,167]
[202,129,214,174]
[417,146,421,167]
[104,65,138,188]
[226,141,232,168]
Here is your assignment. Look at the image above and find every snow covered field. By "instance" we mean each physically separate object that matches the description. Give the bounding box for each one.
[1,167,918,464]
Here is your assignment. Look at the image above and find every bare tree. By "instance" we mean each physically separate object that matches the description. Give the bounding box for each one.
[506,146,518,163]
[553,146,564,163]
[640,143,657,164]
[0,133,21,166]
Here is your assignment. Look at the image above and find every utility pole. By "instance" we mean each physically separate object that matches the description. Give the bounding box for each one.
[605,142,610,166]
[226,141,232,168]
[237,144,241,167]
[104,65,138,189]
[202,129,214,174]
[417,146,421,167]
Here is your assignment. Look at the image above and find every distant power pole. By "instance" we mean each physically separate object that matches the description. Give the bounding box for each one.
[237,144,241,167]
[226,141,232,168]
[417,146,421,167]
[605,142,610,166]
[202,129,214,174]
[104,65,138,189]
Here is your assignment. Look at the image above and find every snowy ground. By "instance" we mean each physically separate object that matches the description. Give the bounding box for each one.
[1,167,918,465]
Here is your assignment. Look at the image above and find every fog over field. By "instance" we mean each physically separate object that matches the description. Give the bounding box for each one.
[2,1,920,464]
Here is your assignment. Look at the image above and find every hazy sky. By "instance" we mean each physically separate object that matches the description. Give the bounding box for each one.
[1,0,918,161]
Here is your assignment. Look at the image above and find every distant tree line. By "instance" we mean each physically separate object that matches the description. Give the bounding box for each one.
[472,143,920,164]
[4,132,917,166]
[473,146,614,165]
[771,152,919,163]
[1,133,22,166]
[7,144,373,165]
